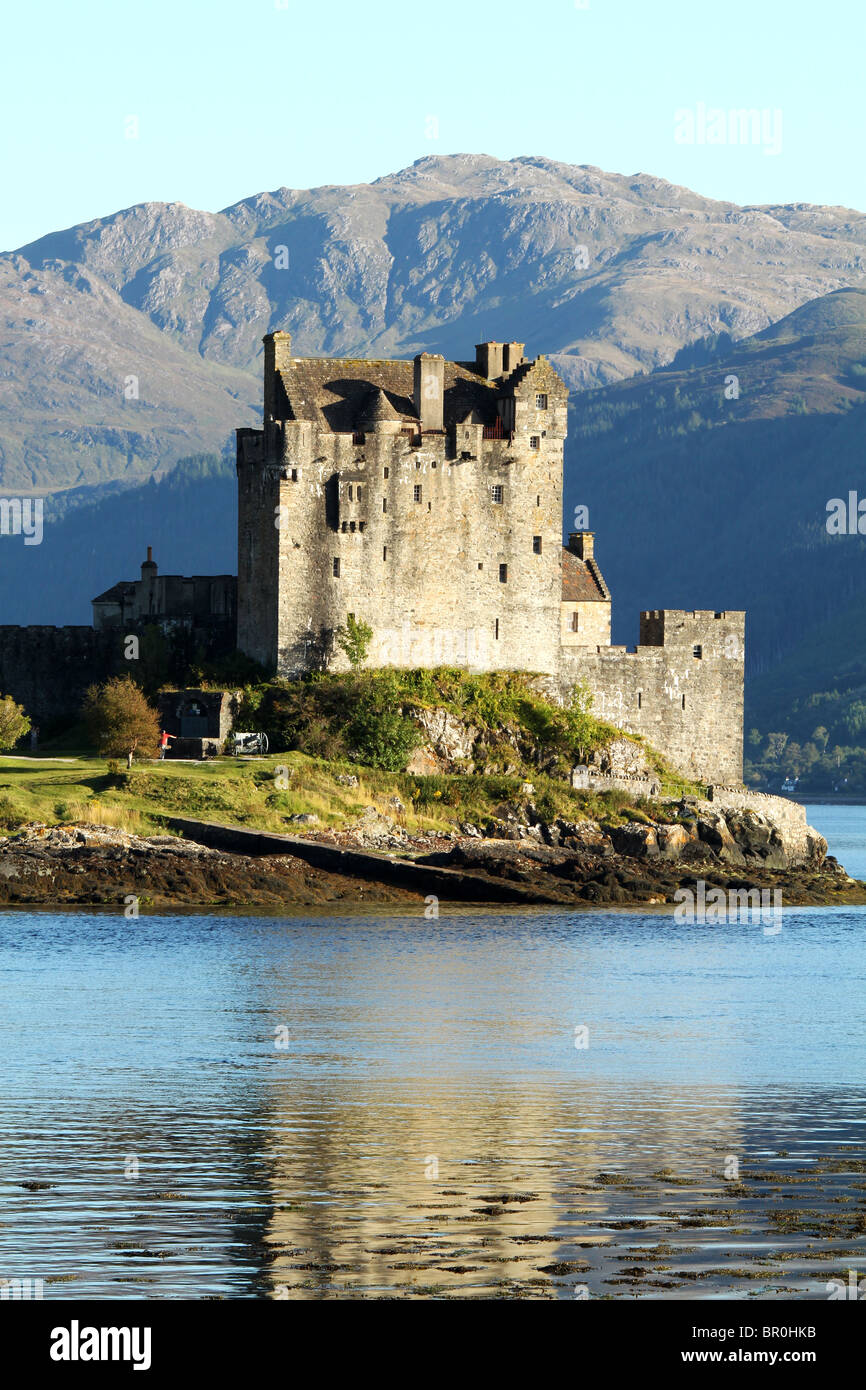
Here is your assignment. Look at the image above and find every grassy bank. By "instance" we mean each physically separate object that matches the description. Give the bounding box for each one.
[0,668,702,839]
[0,750,698,841]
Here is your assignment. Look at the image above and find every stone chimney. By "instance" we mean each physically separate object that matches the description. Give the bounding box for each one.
[475,341,504,380]
[568,531,594,560]
[413,353,445,431]
[141,545,157,577]
[263,331,293,418]
[501,342,525,374]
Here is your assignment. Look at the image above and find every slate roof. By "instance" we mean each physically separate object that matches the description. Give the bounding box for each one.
[92,580,135,604]
[276,358,499,432]
[562,548,610,602]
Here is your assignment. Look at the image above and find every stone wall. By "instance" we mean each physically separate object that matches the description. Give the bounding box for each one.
[571,767,661,798]
[0,619,237,727]
[706,785,805,826]
[0,626,121,725]
[549,610,746,785]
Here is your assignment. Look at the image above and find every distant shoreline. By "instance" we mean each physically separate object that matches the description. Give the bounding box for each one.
[797,797,866,807]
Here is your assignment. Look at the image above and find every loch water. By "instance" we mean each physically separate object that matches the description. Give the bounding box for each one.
[1,806,864,1299]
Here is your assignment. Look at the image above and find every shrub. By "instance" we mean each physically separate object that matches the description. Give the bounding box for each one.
[0,694,30,751]
[81,677,160,759]
[347,702,418,771]
[335,615,373,670]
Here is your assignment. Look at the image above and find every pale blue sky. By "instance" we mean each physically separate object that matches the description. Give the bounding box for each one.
[2,0,863,250]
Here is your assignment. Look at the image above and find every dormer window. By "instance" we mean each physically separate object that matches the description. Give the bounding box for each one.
[536,394,548,409]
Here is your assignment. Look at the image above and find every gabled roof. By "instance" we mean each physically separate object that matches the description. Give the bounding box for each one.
[92,580,135,605]
[562,548,610,602]
[276,358,502,432]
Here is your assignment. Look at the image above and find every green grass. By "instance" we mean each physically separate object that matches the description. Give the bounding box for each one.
[0,751,691,839]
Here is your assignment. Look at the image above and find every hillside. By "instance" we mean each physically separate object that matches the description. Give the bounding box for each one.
[562,286,866,767]
[3,153,866,492]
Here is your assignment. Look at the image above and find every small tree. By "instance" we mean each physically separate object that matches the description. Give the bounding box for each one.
[0,695,30,750]
[82,676,160,760]
[335,615,373,670]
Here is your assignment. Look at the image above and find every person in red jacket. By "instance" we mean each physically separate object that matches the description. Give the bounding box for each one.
[158,730,176,760]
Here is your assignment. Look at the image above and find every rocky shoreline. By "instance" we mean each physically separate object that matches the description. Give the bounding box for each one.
[0,789,863,910]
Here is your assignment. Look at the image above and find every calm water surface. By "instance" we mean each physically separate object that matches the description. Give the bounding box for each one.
[1,807,865,1300]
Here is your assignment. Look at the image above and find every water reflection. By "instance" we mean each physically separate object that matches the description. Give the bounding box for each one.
[1,906,864,1299]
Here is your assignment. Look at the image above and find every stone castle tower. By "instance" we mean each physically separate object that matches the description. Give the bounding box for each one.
[237,333,585,676]
[236,331,745,782]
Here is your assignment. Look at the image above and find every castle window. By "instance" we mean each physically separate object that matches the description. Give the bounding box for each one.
[682,694,686,710]
[536,393,548,409]
[427,500,431,511]
[383,498,387,513]
[357,485,363,501]
[529,435,540,450]
[333,558,340,577]
[341,521,347,533]
[359,521,366,532]
[383,546,388,561]
[499,563,508,583]
[348,485,353,500]
[384,467,389,479]
[571,611,579,632]
[491,485,503,504]
[693,644,703,659]
[414,485,422,503]
[637,690,642,708]
[533,535,542,554]
[478,562,483,570]
[495,618,500,640]
[350,521,356,532]
[291,468,298,482]
[536,494,541,506]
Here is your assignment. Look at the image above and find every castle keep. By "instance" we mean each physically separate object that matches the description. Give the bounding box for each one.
[236,333,745,783]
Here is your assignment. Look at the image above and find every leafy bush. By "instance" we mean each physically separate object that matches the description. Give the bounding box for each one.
[0,694,30,751]
[81,677,160,759]
[346,702,418,771]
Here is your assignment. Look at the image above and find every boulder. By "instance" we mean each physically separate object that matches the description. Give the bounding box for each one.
[609,822,660,858]
[656,823,693,859]
[410,707,479,769]
[588,737,653,778]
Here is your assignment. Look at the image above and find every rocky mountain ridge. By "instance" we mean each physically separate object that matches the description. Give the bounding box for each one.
[3,153,866,491]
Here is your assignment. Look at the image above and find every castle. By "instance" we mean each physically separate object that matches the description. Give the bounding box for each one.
[234,332,745,782]
[0,331,745,784]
